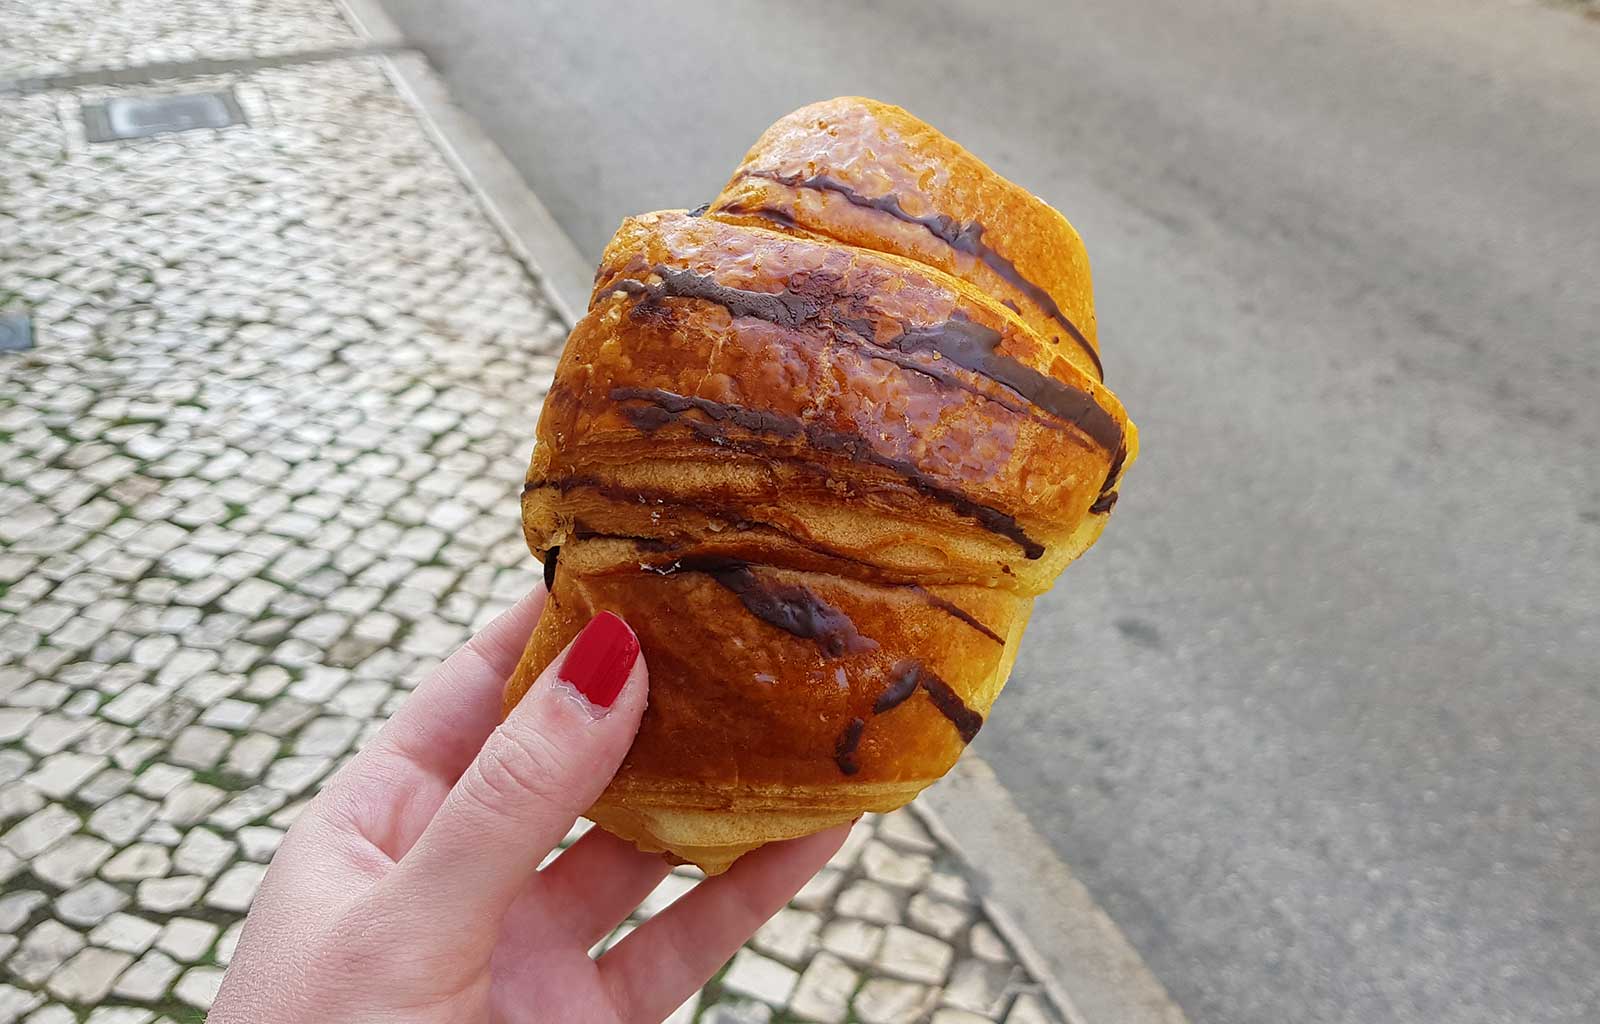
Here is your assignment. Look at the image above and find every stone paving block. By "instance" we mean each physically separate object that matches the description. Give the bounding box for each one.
[877,924,956,986]
[265,755,332,796]
[0,890,47,932]
[57,878,131,927]
[89,913,163,955]
[942,959,1020,1016]
[47,947,134,1002]
[155,918,220,963]
[752,907,822,966]
[199,698,258,731]
[174,966,226,1009]
[3,804,80,858]
[0,987,46,1022]
[721,949,798,1009]
[908,892,976,942]
[205,861,267,911]
[22,1002,74,1024]
[224,734,279,776]
[699,998,773,1024]
[0,784,47,826]
[932,1009,994,1024]
[208,786,288,830]
[136,877,207,914]
[132,764,192,800]
[172,827,235,878]
[84,1007,155,1024]
[100,843,171,882]
[112,949,181,1003]
[8,919,85,985]
[89,794,160,844]
[168,726,231,770]
[32,834,115,888]
[216,920,244,966]
[78,768,134,804]
[836,879,903,925]
[789,951,859,1024]
[820,918,884,965]
[853,977,939,1024]
[969,921,1014,964]
[19,715,90,755]
[0,708,40,742]
[24,752,106,799]
[862,839,933,890]
[159,783,226,826]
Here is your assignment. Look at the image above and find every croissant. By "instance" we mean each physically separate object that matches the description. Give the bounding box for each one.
[506,97,1137,874]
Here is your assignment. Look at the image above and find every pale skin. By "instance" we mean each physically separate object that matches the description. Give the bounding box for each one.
[211,586,848,1023]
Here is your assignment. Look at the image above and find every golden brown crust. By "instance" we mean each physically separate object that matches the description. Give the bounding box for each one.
[505,98,1137,873]
[709,96,1103,380]
[532,211,1130,593]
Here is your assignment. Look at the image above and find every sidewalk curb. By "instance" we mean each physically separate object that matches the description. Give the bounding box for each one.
[330,5,1186,1021]
[335,0,592,325]
[914,757,1190,1024]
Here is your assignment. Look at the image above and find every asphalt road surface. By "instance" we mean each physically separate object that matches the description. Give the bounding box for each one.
[374,1,1600,1020]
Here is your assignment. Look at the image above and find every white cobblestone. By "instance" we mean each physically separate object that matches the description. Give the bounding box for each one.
[721,949,798,1008]
[205,861,268,911]
[100,843,171,882]
[3,804,80,858]
[174,965,226,1009]
[111,949,181,1003]
[789,951,859,1024]
[46,947,133,1003]
[88,913,163,955]
[878,924,955,985]
[172,827,236,878]
[156,918,220,963]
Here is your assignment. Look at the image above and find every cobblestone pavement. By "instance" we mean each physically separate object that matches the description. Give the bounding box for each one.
[0,3,1067,1022]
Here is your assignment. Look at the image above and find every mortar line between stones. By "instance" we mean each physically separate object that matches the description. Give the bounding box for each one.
[0,42,416,97]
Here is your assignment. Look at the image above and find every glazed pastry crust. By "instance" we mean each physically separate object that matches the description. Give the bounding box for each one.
[506,98,1136,874]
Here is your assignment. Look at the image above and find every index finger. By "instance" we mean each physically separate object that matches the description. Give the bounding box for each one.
[318,586,547,859]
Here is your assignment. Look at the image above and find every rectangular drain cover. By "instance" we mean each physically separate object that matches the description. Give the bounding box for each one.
[82,89,247,143]
[0,312,33,352]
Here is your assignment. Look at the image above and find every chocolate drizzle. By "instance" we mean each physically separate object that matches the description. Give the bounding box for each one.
[542,546,559,591]
[742,171,1103,377]
[893,315,1122,451]
[916,666,985,743]
[611,266,823,328]
[611,386,1046,558]
[836,659,985,775]
[1089,491,1119,514]
[912,586,1004,645]
[662,556,877,657]
[835,717,865,775]
[872,662,921,713]
[604,264,1118,453]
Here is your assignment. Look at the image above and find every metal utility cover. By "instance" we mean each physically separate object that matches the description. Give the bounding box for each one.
[0,312,34,352]
[83,89,247,143]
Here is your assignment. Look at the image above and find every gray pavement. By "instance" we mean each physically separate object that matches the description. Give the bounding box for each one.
[372,1,1600,1021]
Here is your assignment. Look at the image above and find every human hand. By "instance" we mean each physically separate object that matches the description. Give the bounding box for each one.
[210,587,848,1023]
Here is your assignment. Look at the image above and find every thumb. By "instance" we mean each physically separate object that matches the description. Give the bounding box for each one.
[384,611,647,938]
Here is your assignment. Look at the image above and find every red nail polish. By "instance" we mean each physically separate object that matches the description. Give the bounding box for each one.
[558,611,639,709]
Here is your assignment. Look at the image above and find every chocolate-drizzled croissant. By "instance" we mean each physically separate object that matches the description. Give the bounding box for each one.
[506,97,1137,874]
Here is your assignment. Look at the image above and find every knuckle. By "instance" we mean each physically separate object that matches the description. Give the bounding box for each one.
[464,723,570,812]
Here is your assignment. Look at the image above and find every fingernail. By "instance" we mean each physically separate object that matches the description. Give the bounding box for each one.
[558,611,639,709]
